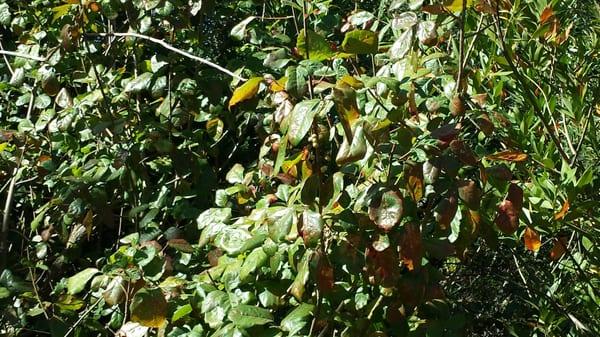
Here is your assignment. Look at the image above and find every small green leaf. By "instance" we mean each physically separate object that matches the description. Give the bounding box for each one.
[229,77,263,109]
[281,303,314,335]
[228,304,273,328]
[286,99,321,146]
[297,29,334,61]
[342,30,379,54]
[66,268,99,295]
[172,304,193,322]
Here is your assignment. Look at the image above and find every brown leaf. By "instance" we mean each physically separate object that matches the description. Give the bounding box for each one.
[486,150,528,162]
[495,200,519,234]
[400,222,423,271]
[523,227,541,252]
[485,165,513,181]
[554,199,570,220]
[316,255,334,294]
[369,191,404,231]
[406,164,424,202]
[434,195,458,232]
[539,6,554,25]
[550,237,568,261]
[450,140,479,166]
[507,183,523,210]
[458,180,482,210]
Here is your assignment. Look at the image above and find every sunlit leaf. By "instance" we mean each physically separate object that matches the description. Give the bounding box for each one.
[342,30,379,54]
[228,77,263,109]
[486,150,528,162]
[297,29,334,61]
[130,288,168,328]
[553,199,570,220]
[523,227,541,252]
[66,268,99,295]
[369,191,404,231]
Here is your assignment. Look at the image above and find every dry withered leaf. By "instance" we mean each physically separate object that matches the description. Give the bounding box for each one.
[523,227,541,252]
[450,140,479,166]
[495,200,519,234]
[458,180,482,210]
[550,237,568,261]
[554,199,570,220]
[486,150,528,162]
[400,222,423,271]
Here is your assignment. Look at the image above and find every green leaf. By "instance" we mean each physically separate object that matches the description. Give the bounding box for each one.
[443,0,474,12]
[389,29,413,60]
[281,303,314,335]
[301,210,322,247]
[66,268,99,295]
[342,30,379,54]
[172,304,193,322]
[227,304,273,328]
[124,72,154,94]
[0,287,10,299]
[226,164,245,184]
[335,122,368,165]
[214,228,252,255]
[268,207,296,242]
[130,288,168,328]
[289,250,313,300]
[286,99,321,146]
[231,16,256,40]
[240,248,268,282]
[297,29,334,61]
[197,208,232,230]
[0,3,11,26]
[229,77,263,109]
[285,66,308,98]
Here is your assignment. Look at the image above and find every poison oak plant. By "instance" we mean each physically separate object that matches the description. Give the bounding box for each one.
[0,0,599,336]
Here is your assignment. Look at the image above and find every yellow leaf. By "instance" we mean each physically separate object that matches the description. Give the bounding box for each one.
[443,0,474,12]
[523,227,541,252]
[486,150,528,162]
[52,4,75,22]
[228,77,263,109]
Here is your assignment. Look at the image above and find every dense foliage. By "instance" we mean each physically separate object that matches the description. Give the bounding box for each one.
[1,0,600,336]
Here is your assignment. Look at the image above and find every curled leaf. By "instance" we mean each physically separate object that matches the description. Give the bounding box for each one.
[369,191,404,231]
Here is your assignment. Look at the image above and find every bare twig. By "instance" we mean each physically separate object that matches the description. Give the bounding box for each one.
[1,82,36,269]
[0,49,46,62]
[87,32,246,81]
[64,297,102,337]
[0,39,14,75]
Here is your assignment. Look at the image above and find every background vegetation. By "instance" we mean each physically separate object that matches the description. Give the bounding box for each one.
[1,0,599,336]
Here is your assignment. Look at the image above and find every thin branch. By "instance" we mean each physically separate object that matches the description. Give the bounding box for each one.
[492,9,570,163]
[1,84,36,269]
[86,32,246,81]
[456,0,468,94]
[0,49,46,62]
[570,105,596,166]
